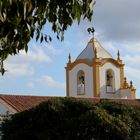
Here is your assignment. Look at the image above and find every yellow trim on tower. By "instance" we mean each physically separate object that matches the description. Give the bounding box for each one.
[65,67,69,96]
[93,58,100,97]
[116,50,124,88]
[129,81,136,99]
[101,58,124,67]
[120,65,124,88]
[67,59,93,71]
[65,56,72,97]
[93,47,100,97]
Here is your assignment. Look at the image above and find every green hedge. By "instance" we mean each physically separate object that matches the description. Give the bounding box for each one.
[1,98,140,140]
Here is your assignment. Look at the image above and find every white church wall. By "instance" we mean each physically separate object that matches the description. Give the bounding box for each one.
[99,89,131,99]
[99,62,121,98]
[120,89,132,99]
[0,103,10,115]
[69,64,93,97]
[0,99,16,115]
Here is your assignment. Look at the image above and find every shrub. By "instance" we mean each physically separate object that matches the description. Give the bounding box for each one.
[1,98,140,140]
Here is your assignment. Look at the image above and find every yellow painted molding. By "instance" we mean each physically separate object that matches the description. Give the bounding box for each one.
[120,65,124,88]
[122,77,129,89]
[93,58,100,97]
[93,66,100,97]
[66,59,93,71]
[100,58,124,67]
[65,68,69,96]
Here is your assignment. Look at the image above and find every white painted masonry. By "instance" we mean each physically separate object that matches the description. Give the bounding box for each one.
[69,63,93,97]
[99,62,121,98]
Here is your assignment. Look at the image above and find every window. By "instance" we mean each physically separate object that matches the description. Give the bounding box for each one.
[106,69,115,93]
[77,70,85,95]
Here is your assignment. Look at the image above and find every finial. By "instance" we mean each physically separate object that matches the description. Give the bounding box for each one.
[87,27,95,37]
[123,77,129,89]
[129,80,135,90]
[117,50,120,61]
[68,53,71,63]
[130,81,133,88]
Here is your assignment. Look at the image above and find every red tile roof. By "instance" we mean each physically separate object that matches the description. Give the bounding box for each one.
[0,94,54,112]
[0,94,140,112]
[77,97,140,106]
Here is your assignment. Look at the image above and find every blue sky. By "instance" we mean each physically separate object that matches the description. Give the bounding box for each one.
[0,0,140,98]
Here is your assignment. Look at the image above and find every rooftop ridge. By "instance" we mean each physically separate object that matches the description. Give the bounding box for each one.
[1,94,140,113]
[76,37,113,61]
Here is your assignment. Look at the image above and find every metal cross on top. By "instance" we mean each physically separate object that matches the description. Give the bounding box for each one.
[87,27,95,37]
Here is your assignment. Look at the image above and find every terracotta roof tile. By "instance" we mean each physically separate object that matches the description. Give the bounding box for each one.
[78,97,140,106]
[0,94,140,112]
[0,94,53,112]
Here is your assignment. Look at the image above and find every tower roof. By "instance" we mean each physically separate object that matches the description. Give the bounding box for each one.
[76,38,113,61]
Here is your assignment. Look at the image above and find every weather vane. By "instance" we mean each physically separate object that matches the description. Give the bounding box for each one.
[87,27,95,37]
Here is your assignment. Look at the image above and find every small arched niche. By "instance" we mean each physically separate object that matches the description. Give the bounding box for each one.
[106,69,115,93]
[77,70,85,95]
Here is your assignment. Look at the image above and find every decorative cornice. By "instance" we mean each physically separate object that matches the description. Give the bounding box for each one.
[100,58,124,67]
[65,58,124,72]
[65,59,93,71]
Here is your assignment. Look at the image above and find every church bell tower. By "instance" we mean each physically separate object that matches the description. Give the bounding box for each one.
[65,32,136,99]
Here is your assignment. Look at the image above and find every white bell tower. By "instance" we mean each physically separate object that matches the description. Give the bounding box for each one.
[65,37,136,99]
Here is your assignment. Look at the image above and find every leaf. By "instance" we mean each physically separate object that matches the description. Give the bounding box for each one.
[44,36,48,42]
[41,35,43,43]
[52,23,57,32]
[36,29,40,41]
[57,35,59,40]
[26,23,31,32]
[24,2,27,20]
[0,0,94,74]
[30,29,34,38]
[49,36,52,42]
[25,44,28,53]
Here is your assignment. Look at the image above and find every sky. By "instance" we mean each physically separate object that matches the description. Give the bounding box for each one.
[0,0,140,98]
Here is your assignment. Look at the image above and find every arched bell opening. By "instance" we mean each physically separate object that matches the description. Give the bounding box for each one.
[106,69,115,93]
[77,70,85,95]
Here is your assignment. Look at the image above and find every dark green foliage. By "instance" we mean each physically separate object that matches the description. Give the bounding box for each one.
[2,98,140,140]
[0,0,94,74]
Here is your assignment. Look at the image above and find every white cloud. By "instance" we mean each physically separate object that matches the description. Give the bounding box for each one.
[122,55,140,68]
[8,47,52,64]
[102,41,118,53]
[61,40,72,49]
[23,48,52,63]
[45,44,62,55]
[4,62,34,77]
[2,46,53,77]
[37,75,65,89]
[92,0,140,42]
[78,36,91,49]
[27,82,35,88]
[123,42,140,54]
[124,66,140,80]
